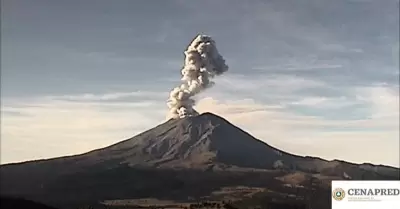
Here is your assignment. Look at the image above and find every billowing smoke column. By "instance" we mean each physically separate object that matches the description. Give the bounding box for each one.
[167,34,229,119]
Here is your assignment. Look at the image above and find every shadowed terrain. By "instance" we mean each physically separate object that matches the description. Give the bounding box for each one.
[1,113,398,209]
[1,196,59,209]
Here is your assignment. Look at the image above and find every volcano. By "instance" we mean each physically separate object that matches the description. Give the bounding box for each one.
[1,112,399,209]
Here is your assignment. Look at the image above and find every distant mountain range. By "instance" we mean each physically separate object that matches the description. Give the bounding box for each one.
[1,112,398,209]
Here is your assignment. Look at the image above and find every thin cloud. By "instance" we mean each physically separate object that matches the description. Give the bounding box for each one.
[355,86,399,118]
[216,74,327,92]
[45,91,167,102]
[290,96,360,109]
[252,63,343,71]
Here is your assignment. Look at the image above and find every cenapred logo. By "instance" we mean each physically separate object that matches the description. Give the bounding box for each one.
[332,188,346,201]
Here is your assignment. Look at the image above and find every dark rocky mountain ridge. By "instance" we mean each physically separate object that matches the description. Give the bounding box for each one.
[1,112,398,209]
[2,112,397,175]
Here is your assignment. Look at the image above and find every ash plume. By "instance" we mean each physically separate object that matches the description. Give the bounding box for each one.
[167,34,229,119]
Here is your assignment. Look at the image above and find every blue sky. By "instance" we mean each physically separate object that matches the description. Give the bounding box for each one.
[1,0,399,166]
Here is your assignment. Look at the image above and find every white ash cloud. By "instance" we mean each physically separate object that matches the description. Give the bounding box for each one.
[167,34,229,119]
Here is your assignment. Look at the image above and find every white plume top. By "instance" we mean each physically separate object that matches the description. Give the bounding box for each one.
[167,34,229,119]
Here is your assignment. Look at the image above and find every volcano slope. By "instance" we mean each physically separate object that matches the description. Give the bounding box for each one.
[1,112,399,209]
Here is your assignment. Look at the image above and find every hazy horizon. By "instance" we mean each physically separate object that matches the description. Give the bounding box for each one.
[1,0,399,167]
